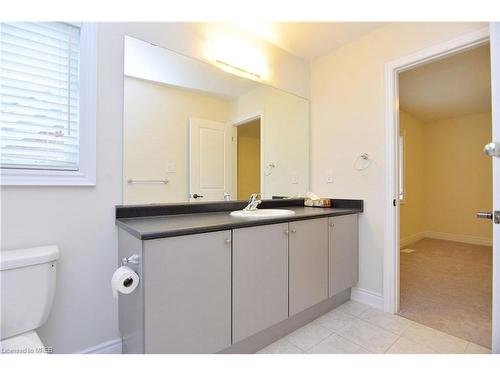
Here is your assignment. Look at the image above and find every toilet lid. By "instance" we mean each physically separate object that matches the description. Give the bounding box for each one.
[0,331,48,354]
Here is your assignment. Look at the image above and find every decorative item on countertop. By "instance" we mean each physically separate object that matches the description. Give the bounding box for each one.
[304,192,332,208]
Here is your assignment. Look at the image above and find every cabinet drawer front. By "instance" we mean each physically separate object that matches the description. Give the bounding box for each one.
[329,215,359,297]
[144,230,231,353]
[289,217,329,315]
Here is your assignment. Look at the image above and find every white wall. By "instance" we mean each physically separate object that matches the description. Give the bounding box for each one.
[0,22,309,353]
[310,22,487,299]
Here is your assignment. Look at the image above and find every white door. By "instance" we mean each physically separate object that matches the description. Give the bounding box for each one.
[490,22,500,354]
[189,117,232,202]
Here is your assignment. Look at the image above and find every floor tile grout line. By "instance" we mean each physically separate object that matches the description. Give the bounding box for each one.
[399,325,468,354]
[356,313,414,336]
[303,330,338,353]
[405,320,473,347]
[332,322,396,354]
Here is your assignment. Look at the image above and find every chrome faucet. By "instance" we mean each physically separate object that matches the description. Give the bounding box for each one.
[243,193,262,211]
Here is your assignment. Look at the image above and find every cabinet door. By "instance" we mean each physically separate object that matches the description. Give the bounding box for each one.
[232,223,289,343]
[289,218,329,315]
[144,231,231,353]
[329,215,359,297]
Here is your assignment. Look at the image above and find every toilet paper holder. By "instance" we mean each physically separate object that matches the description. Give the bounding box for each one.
[121,254,140,266]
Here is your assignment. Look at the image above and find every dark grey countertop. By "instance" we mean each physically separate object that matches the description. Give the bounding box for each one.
[116,206,362,240]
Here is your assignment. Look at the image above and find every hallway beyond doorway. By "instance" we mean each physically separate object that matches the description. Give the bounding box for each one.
[399,238,492,348]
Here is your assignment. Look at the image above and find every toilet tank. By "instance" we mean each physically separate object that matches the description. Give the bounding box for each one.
[1,246,59,340]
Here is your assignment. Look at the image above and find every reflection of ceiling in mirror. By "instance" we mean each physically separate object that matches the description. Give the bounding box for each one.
[124,36,262,100]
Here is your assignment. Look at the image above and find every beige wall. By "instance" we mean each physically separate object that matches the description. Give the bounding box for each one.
[399,111,492,245]
[424,112,492,242]
[237,120,261,199]
[123,76,232,204]
[399,111,426,241]
[232,85,310,199]
[310,22,487,296]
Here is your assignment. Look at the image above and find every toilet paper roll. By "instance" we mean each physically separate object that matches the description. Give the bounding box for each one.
[111,266,139,297]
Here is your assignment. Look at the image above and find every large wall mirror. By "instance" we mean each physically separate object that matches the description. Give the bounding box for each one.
[122,36,310,204]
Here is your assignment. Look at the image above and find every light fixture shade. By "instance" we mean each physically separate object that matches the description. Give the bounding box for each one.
[206,35,269,80]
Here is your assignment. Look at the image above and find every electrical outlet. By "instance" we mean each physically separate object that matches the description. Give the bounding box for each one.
[291,172,298,184]
[326,170,333,183]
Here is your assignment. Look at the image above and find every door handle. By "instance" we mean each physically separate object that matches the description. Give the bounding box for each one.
[477,211,500,224]
[483,142,500,157]
[476,211,493,220]
[192,193,204,199]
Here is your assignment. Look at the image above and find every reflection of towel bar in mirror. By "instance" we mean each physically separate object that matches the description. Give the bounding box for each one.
[127,178,169,184]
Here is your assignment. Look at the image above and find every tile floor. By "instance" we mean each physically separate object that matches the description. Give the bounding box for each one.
[258,300,491,354]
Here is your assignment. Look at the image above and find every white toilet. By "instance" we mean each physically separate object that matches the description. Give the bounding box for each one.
[1,245,59,354]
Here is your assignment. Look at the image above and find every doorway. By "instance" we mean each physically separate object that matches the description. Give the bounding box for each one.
[232,115,262,200]
[384,26,500,353]
[397,43,492,348]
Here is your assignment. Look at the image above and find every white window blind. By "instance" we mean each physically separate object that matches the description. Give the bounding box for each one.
[0,22,81,171]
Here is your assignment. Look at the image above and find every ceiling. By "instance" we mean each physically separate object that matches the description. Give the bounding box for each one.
[231,22,387,61]
[399,43,491,122]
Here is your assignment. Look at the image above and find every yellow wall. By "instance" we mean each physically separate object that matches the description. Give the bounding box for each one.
[399,111,492,245]
[399,111,426,241]
[237,120,261,199]
[424,112,492,241]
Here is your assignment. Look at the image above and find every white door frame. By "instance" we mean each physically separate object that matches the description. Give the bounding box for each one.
[231,111,264,200]
[490,22,500,354]
[383,26,498,349]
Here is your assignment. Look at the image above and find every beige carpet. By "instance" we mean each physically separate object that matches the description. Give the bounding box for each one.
[399,238,492,348]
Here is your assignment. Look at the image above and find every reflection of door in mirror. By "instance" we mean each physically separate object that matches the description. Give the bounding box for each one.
[235,118,261,200]
[122,36,310,205]
[189,118,232,202]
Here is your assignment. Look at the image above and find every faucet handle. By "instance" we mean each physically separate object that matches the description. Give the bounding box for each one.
[249,193,261,202]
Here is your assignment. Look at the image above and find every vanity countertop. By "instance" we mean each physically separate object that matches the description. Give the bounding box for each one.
[116,203,363,240]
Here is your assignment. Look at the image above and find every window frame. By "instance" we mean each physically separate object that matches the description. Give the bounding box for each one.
[0,22,97,186]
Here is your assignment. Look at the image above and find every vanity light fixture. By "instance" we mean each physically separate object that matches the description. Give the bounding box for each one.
[206,35,269,80]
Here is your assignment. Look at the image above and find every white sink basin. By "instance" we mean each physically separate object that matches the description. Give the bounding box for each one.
[230,209,296,219]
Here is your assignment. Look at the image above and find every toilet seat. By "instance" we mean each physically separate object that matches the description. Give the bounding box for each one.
[0,330,48,354]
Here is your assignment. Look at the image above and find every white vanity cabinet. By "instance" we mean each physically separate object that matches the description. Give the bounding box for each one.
[143,230,231,354]
[329,215,359,296]
[232,223,289,343]
[289,217,329,315]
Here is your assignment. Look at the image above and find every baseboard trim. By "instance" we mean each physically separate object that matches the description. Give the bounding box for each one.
[350,287,384,310]
[400,231,492,247]
[77,338,122,354]
[221,289,351,354]
[400,232,425,248]
[424,231,492,247]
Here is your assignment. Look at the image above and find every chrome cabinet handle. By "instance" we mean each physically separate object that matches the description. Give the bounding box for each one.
[284,229,289,235]
[225,239,232,244]
[291,229,297,233]
[329,222,335,227]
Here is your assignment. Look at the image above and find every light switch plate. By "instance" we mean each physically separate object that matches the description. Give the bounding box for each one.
[165,162,176,173]
[291,172,298,184]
